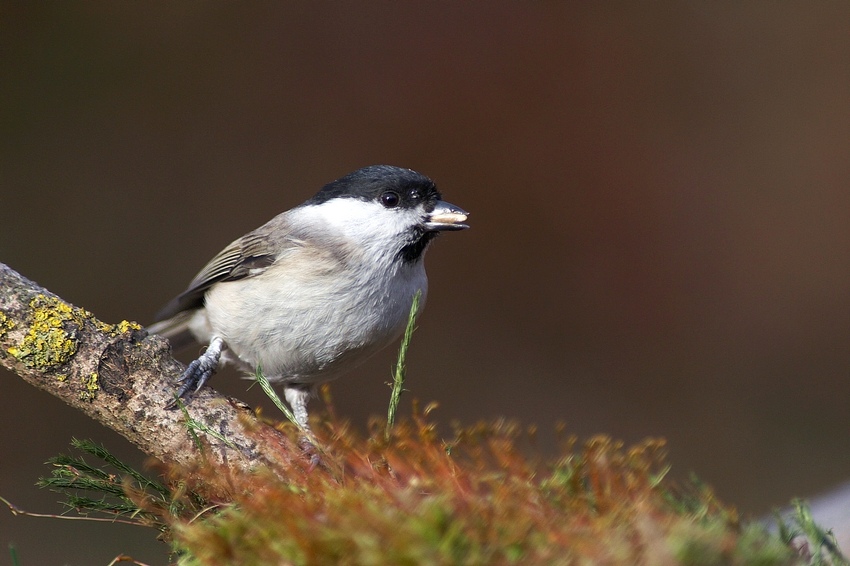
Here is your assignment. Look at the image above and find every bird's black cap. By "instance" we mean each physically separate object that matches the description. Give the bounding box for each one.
[305,165,442,210]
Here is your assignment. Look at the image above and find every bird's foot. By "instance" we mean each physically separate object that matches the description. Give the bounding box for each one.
[282,385,324,468]
[298,434,324,471]
[166,337,224,409]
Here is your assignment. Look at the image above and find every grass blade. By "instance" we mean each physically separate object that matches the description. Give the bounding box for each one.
[386,289,422,437]
[255,366,299,429]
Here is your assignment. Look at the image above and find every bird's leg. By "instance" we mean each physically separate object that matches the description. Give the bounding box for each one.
[167,336,225,408]
[284,385,321,467]
[284,384,313,431]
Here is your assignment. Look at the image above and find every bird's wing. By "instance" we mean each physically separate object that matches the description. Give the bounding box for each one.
[154,218,298,322]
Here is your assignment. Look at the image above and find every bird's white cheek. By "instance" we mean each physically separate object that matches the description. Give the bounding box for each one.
[298,199,423,250]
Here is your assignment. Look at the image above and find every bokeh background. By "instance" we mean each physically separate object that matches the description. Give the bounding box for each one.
[3,3,850,564]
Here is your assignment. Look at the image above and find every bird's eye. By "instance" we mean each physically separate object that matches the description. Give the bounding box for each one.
[380,191,400,208]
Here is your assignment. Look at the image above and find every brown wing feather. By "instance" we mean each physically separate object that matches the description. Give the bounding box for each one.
[153,227,289,322]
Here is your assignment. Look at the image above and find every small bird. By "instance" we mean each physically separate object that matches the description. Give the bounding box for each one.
[148,165,469,433]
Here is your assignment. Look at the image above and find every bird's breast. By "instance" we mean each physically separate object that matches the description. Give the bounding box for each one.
[201,259,428,383]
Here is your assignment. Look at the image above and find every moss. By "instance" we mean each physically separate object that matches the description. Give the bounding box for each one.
[166,419,802,566]
[6,294,86,369]
[35,411,818,565]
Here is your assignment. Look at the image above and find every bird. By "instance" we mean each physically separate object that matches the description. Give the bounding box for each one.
[147,165,469,434]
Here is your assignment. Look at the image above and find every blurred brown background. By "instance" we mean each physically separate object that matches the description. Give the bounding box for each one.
[3,3,850,564]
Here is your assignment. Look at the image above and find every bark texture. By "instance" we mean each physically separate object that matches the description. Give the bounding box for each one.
[0,262,297,475]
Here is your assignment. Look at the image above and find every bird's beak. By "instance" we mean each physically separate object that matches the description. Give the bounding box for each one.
[425,200,470,231]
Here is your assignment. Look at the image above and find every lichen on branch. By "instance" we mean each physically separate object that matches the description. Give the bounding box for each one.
[0,261,300,477]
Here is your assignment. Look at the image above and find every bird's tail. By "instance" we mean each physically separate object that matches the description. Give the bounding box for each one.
[146,311,197,352]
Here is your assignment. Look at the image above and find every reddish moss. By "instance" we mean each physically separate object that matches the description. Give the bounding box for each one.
[161,409,795,566]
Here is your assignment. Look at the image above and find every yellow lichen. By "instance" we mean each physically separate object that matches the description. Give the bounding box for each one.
[6,295,140,395]
[80,372,99,401]
[6,294,85,369]
[0,311,14,338]
[94,318,143,336]
[115,320,142,333]
[93,319,113,334]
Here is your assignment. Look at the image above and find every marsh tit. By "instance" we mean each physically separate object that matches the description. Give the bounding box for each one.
[148,165,469,432]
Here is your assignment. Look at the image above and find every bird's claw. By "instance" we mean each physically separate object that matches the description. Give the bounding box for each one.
[298,435,324,471]
[166,338,223,409]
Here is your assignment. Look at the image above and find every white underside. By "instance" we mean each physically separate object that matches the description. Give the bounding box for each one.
[187,198,430,385]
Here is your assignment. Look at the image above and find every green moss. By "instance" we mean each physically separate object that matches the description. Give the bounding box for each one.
[6,294,85,369]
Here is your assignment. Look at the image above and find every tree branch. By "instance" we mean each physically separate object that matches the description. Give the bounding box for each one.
[0,262,298,475]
